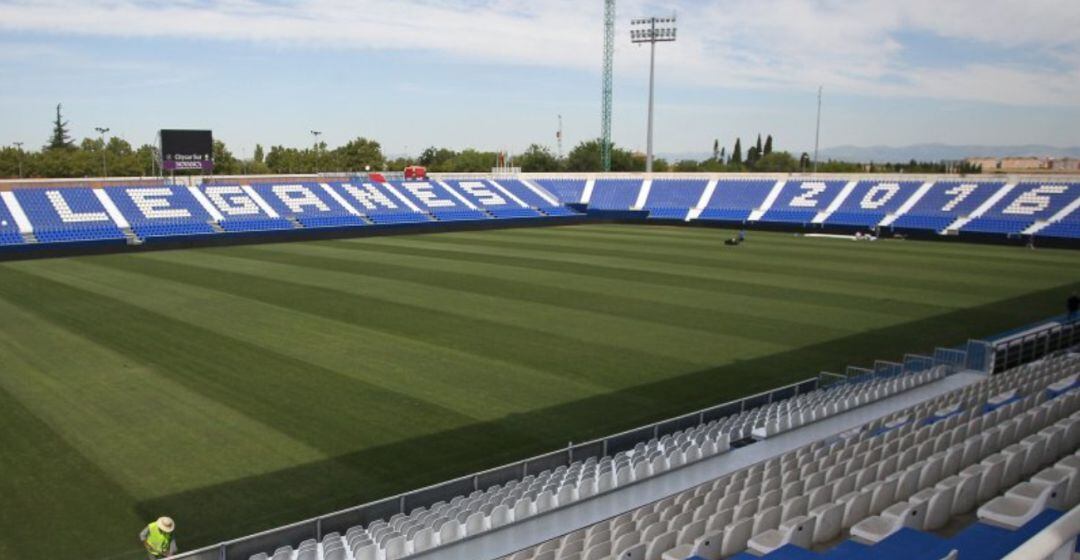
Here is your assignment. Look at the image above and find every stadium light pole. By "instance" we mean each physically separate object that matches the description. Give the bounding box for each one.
[13,142,24,178]
[310,130,322,175]
[813,86,822,173]
[94,127,110,176]
[631,15,677,173]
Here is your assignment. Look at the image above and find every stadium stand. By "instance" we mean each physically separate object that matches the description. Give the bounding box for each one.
[0,194,25,245]
[963,182,1079,235]
[238,358,969,560]
[534,179,587,205]
[505,353,1080,560]
[248,182,368,230]
[823,181,923,228]
[1,176,1078,252]
[197,185,295,233]
[440,180,541,218]
[11,187,126,243]
[697,180,778,222]
[105,186,217,239]
[758,181,848,224]
[490,179,564,210]
[589,179,644,210]
[324,182,434,225]
[643,179,709,220]
[889,181,1007,232]
[386,180,492,222]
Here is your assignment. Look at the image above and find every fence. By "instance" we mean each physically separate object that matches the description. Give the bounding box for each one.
[992,317,1080,374]
[172,377,819,560]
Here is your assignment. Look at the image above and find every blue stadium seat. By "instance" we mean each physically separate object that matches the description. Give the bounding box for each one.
[962,182,1078,235]
[823,181,922,227]
[643,180,707,219]
[13,188,126,243]
[1037,220,1080,239]
[442,180,526,213]
[695,179,777,222]
[589,179,643,210]
[0,197,25,245]
[249,182,362,229]
[758,180,847,224]
[534,179,587,205]
[891,181,1006,231]
[105,186,217,239]
[324,181,431,225]
[494,179,562,208]
[198,185,294,232]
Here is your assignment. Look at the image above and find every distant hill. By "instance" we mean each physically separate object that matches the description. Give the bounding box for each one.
[658,144,1080,165]
[817,144,1080,163]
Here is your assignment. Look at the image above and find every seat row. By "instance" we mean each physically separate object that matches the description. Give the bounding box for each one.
[504,353,1079,560]
[244,360,948,560]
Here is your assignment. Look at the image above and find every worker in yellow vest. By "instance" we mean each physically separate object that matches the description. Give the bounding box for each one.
[139,516,177,559]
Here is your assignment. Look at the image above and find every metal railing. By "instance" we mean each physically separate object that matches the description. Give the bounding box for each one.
[992,317,1080,374]
[171,377,819,560]
[1002,503,1080,560]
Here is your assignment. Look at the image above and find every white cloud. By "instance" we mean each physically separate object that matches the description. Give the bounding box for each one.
[1,0,1078,106]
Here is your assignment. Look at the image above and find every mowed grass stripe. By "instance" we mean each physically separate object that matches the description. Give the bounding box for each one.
[283,239,907,329]
[0,297,326,498]
[40,256,614,419]
[380,235,1026,306]
[121,248,768,378]
[234,243,855,347]
[436,228,1056,292]
[512,225,1077,272]
[338,236,959,316]
[0,384,145,560]
[0,266,488,455]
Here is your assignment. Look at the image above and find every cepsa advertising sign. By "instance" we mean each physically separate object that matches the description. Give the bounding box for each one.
[160,129,213,171]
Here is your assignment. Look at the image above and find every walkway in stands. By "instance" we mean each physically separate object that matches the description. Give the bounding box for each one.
[411,371,987,560]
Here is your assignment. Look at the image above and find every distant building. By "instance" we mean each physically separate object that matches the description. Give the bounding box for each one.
[963,156,1078,173]
[1050,158,1080,171]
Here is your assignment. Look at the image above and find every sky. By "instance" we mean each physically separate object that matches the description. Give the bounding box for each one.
[1,0,1079,158]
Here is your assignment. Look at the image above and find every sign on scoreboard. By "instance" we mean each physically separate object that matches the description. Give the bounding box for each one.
[159,129,214,171]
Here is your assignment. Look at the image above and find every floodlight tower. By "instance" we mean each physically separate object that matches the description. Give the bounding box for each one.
[94,127,110,176]
[631,15,677,173]
[13,142,24,178]
[310,130,322,174]
[601,0,615,172]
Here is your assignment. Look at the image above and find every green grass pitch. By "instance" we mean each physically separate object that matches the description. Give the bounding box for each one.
[0,224,1077,559]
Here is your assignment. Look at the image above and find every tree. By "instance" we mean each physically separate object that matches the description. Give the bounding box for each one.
[755,134,763,156]
[731,138,742,165]
[332,137,384,172]
[799,152,811,171]
[212,140,240,174]
[754,151,799,172]
[253,144,265,164]
[674,159,699,172]
[746,145,760,167]
[720,147,726,164]
[712,139,720,162]
[764,135,773,156]
[47,103,74,150]
[518,144,561,172]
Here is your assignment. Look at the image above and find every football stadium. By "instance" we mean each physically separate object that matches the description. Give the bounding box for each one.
[3,3,1080,560]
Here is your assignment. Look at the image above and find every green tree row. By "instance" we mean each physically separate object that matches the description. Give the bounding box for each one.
[1,105,978,178]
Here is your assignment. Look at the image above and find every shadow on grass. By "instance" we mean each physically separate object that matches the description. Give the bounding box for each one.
[132,282,1078,558]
